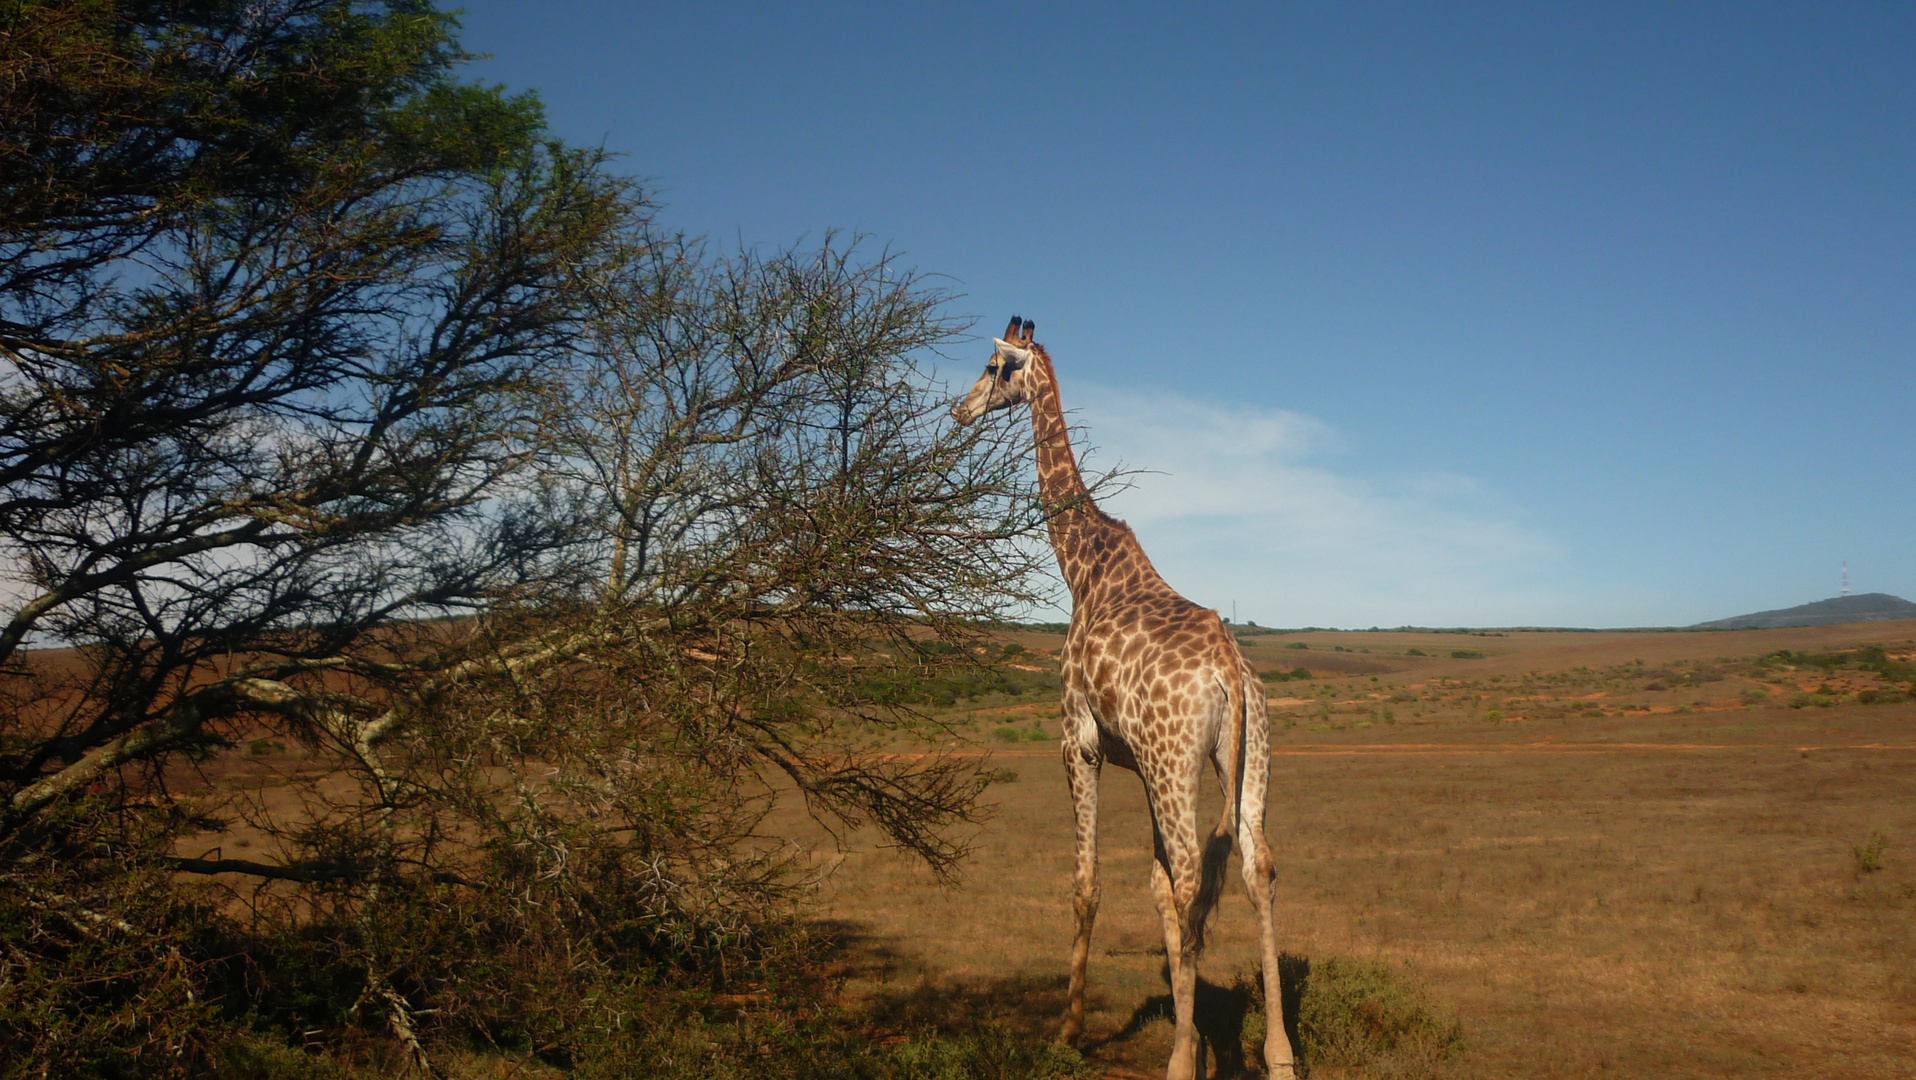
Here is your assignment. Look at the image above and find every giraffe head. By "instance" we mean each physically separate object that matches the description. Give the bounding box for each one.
[950,315,1040,424]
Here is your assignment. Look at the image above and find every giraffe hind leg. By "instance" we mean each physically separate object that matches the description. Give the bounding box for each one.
[1235,684,1296,1078]
[1148,774,1206,1080]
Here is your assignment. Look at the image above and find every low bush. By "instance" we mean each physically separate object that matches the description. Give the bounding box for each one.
[1295,956,1464,1079]
[878,1029,1093,1080]
[1450,650,1483,660]
[1286,642,1311,650]
[990,724,1050,743]
[1855,830,1888,874]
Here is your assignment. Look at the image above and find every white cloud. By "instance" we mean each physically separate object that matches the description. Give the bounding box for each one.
[1051,386,1569,627]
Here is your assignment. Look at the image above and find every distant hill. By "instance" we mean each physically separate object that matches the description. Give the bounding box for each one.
[1694,593,1916,630]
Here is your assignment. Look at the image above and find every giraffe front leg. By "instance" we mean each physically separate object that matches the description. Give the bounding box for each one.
[1060,738,1102,1046]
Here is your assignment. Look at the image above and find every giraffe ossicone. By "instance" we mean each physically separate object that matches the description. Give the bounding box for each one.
[953,318,1295,1080]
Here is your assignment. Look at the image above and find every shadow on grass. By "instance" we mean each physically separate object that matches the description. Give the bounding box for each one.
[817,918,1312,1079]
[1110,956,1309,1079]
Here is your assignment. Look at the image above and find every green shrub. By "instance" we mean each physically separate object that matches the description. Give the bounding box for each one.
[879,1029,1093,1080]
[1286,642,1310,650]
[990,724,1049,743]
[1405,648,1426,657]
[1296,956,1464,1079]
[1855,829,1888,874]
[1450,650,1483,660]
[1741,688,1768,706]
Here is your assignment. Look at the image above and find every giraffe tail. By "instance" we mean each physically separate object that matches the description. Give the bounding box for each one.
[1215,663,1250,843]
[1191,663,1249,952]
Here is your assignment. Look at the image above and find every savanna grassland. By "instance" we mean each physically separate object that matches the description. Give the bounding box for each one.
[788,621,1916,1079]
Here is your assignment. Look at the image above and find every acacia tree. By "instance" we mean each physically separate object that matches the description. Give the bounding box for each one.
[0,2,1049,1072]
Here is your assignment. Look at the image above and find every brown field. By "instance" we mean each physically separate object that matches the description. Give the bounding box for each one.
[783,621,1916,1079]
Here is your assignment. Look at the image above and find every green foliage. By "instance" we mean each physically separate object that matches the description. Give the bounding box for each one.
[1,0,545,252]
[0,804,234,1079]
[864,664,1056,709]
[1741,688,1769,706]
[876,1029,1094,1080]
[990,724,1049,743]
[1450,650,1484,660]
[1855,829,1888,874]
[1286,642,1311,650]
[1260,666,1314,684]
[1764,646,1916,685]
[1295,957,1464,1079]
[1405,648,1427,656]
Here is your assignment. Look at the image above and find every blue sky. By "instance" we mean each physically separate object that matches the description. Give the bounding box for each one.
[460,2,1915,628]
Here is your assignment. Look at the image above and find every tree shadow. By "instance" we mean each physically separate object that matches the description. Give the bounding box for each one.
[814,918,1312,1079]
[812,918,1086,1042]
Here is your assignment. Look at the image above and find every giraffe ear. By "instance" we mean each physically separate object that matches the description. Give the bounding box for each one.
[992,338,1032,367]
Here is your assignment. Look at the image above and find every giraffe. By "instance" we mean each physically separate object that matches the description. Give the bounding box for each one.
[953,317,1292,1080]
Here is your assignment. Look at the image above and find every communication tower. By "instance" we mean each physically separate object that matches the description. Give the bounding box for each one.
[1842,560,1850,598]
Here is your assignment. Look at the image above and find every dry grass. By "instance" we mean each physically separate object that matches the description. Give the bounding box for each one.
[779,621,1916,1079]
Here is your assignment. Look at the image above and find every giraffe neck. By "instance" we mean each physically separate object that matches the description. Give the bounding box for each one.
[1027,348,1138,605]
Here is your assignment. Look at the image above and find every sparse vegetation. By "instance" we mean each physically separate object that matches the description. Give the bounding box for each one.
[1855,829,1888,874]
[1294,956,1464,1079]
[802,625,1916,1078]
[991,723,1051,743]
